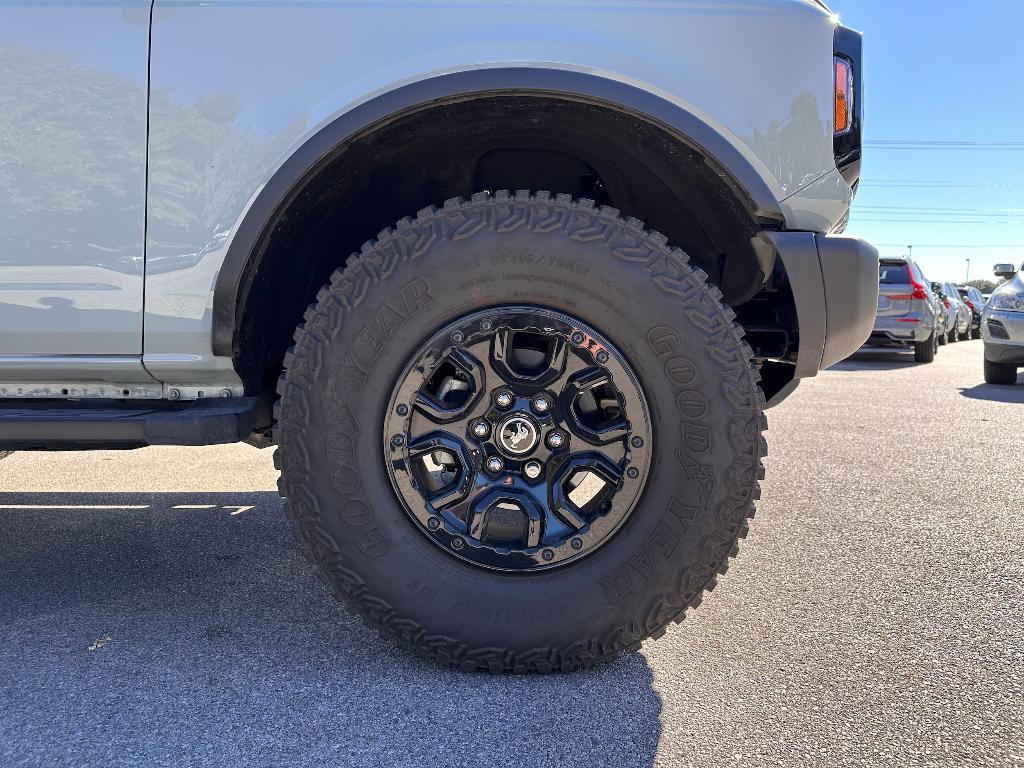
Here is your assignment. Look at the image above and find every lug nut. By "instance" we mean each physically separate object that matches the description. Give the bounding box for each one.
[524,460,543,480]
[486,456,505,474]
[480,319,493,332]
[546,431,566,449]
[451,331,465,344]
[532,395,551,414]
[596,350,610,364]
[494,390,514,409]
[471,420,490,439]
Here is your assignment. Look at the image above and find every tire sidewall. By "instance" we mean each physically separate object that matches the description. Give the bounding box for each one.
[277,197,762,661]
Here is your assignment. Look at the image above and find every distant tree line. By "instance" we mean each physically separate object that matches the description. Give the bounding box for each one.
[964,279,998,294]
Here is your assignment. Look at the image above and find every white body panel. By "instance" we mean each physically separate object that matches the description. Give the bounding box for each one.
[0,1,151,367]
[144,0,847,388]
[0,0,849,394]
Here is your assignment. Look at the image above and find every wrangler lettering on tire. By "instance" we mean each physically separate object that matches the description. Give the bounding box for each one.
[275,191,767,672]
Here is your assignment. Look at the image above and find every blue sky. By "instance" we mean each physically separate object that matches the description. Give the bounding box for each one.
[833,0,1024,284]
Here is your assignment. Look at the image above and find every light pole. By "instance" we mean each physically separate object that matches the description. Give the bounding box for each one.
[965,258,971,283]
[907,244,913,261]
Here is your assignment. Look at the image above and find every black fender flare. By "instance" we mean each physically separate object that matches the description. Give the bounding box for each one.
[213,67,786,356]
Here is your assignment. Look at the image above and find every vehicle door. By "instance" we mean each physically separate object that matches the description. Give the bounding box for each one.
[0,3,150,362]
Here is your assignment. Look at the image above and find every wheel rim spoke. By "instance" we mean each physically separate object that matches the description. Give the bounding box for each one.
[413,348,485,424]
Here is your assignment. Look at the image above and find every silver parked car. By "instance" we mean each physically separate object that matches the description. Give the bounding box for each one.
[870,258,942,362]
[983,263,1024,384]
[942,281,972,342]
[957,285,985,339]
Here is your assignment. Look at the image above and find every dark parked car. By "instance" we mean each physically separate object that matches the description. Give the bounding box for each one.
[869,258,942,362]
[957,285,984,339]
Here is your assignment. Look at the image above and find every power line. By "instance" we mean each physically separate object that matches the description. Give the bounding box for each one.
[860,180,1024,188]
[873,243,1022,249]
[855,218,1024,225]
[865,140,1024,151]
[855,206,1024,215]
[870,140,1024,146]
[855,215,1024,221]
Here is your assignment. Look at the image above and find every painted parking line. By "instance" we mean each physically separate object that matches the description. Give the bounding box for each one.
[0,503,258,514]
[0,505,151,510]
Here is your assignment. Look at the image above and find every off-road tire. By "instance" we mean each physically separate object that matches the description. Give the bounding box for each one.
[984,358,1018,385]
[914,332,936,363]
[273,191,767,672]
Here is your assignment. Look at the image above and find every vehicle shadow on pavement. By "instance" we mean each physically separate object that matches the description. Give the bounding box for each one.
[959,382,1024,403]
[0,492,662,768]
[831,350,923,371]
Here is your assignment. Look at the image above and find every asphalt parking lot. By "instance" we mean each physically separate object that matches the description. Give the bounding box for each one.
[1,339,1021,768]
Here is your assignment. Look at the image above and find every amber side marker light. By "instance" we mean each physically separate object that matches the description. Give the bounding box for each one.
[834,55,853,135]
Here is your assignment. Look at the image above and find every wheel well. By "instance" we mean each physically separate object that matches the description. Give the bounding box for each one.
[233,94,796,391]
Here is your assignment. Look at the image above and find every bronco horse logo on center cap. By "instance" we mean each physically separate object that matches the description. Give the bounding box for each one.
[498,416,538,455]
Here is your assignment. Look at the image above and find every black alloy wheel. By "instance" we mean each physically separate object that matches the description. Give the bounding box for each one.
[383,307,652,572]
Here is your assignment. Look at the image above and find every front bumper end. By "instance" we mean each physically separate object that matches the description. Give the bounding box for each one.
[763,232,879,380]
[983,310,1024,364]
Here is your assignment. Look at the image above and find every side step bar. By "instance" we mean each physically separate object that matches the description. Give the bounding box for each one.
[0,398,261,451]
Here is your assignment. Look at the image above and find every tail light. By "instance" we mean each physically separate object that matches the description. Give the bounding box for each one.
[834,57,853,135]
[965,300,975,311]
[943,298,951,309]
[834,27,863,187]
[891,269,929,301]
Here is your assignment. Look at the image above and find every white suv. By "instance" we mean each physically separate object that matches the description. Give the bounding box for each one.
[0,0,876,670]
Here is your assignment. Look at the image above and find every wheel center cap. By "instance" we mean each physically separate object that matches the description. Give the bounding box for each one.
[497,414,539,455]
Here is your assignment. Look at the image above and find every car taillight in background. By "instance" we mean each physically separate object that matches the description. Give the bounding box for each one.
[943,298,951,309]
[965,300,976,311]
[890,269,929,301]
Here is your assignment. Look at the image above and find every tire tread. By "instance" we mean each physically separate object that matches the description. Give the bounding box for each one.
[273,191,767,672]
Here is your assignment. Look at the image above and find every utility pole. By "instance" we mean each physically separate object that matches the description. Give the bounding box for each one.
[965,258,971,283]
[907,244,913,261]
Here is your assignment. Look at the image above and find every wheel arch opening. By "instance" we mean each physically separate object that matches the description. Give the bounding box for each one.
[226,89,797,394]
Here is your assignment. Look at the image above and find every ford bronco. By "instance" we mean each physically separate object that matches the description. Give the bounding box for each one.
[0,0,876,671]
